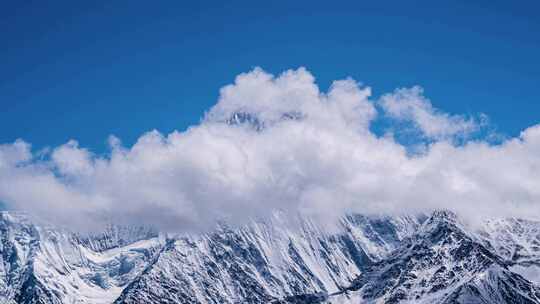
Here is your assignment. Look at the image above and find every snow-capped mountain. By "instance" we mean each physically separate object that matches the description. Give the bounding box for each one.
[0,212,163,304]
[1,210,539,303]
[323,211,540,303]
[114,213,422,304]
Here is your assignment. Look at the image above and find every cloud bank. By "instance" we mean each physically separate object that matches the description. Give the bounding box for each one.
[1,67,539,231]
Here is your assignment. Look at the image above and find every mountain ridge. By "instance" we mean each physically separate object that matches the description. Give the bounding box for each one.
[0,210,539,303]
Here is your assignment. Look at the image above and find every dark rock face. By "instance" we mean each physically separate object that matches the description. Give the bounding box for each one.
[15,272,62,304]
[274,292,329,304]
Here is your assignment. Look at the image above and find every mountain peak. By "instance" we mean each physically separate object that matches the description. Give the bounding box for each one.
[220,111,303,131]
[421,209,463,238]
[428,209,458,223]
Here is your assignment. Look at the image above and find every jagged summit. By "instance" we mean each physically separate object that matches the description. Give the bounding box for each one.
[225,112,264,129]
[417,210,472,244]
[221,111,304,131]
[427,209,459,223]
[311,211,540,304]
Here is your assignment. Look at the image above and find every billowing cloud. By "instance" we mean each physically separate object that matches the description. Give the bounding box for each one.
[379,86,484,140]
[52,140,94,176]
[207,67,376,130]
[0,67,539,231]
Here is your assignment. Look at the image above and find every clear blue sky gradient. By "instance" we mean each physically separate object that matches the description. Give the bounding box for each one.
[1,1,539,152]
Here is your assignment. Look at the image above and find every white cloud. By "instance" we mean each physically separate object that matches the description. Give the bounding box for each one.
[0,67,539,231]
[52,140,94,176]
[379,86,483,140]
[206,67,376,130]
[0,139,31,167]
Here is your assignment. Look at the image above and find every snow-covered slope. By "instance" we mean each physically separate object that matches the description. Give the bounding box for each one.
[318,211,540,304]
[0,212,163,304]
[114,212,422,304]
[73,224,158,253]
[481,218,540,285]
[2,210,540,303]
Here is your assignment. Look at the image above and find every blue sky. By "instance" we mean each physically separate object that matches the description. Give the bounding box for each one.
[1,0,539,152]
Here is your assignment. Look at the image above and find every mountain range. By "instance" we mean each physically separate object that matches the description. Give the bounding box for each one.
[1,210,539,303]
